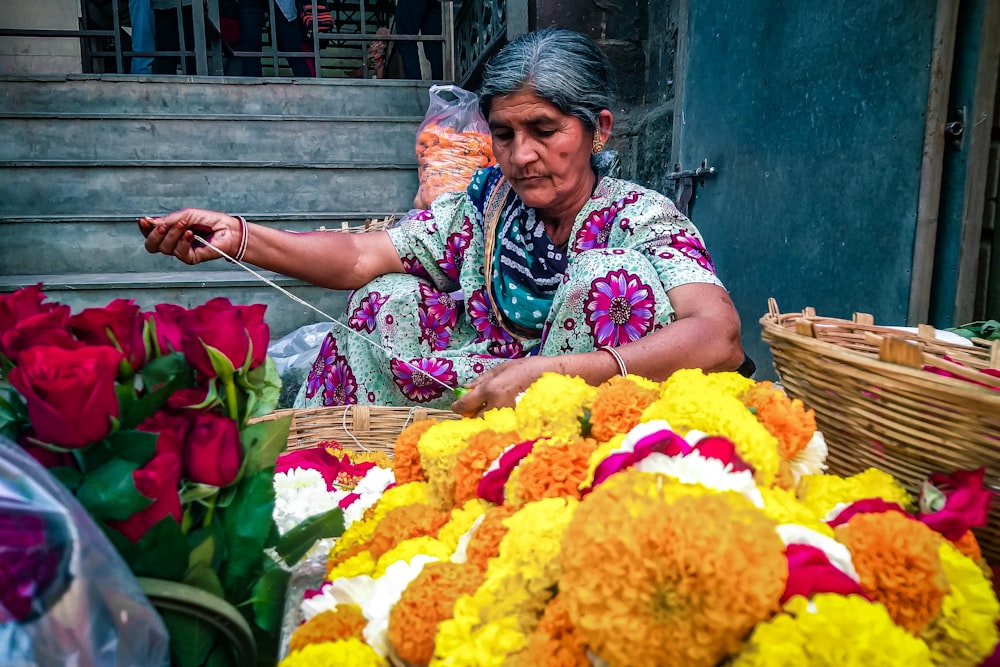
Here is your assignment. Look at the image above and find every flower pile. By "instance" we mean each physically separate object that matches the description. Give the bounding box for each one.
[279,369,1000,667]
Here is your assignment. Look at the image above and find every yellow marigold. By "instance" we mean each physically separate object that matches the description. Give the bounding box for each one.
[951,529,984,565]
[373,481,432,522]
[289,604,367,654]
[278,638,388,667]
[419,419,496,511]
[560,469,786,667]
[330,515,378,558]
[367,503,451,561]
[731,594,933,666]
[758,486,834,537]
[643,368,781,486]
[430,602,526,667]
[394,419,436,484]
[579,433,625,491]
[505,437,599,505]
[327,548,376,581]
[514,372,596,443]
[388,561,484,666]
[798,468,914,516]
[589,375,661,443]
[479,406,520,433]
[452,429,521,505]
[509,593,589,667]
[437,498,490,551]
[465,504,519,571]
[373,536,452,578]
[834,511,947,633]
[742,381,816,461]
[921,542,1000,666]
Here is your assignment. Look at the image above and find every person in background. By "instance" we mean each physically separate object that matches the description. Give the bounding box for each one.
[152,0,196,74]
[140,28,746,416]
[128,0,156,74]
[237,0,312,77]
[394,0,442,80]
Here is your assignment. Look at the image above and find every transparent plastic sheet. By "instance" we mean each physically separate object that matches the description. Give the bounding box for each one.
[268,322,333,408]
[0,437,170,667]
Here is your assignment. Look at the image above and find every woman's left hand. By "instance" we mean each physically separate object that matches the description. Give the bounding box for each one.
[450,356,557,417]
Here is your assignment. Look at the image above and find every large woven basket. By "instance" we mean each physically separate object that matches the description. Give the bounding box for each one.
[250,404,460,454]
[760,299,1000,564]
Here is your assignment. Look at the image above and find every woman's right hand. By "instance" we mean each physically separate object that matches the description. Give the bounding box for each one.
[138,208,243,265]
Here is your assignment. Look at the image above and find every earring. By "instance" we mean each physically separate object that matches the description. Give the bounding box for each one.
[592,134,605,154]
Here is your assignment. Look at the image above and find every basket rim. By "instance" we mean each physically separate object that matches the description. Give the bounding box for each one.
[760,312,1000,406]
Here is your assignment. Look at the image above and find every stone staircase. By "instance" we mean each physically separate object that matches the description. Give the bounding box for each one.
[0,75,433,338]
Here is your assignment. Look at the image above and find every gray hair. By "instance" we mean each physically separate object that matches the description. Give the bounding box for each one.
[479,28,616,131]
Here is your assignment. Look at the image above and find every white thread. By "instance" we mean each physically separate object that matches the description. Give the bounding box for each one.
[340,408,370,452]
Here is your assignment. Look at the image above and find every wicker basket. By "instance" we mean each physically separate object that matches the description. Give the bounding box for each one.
[250,404,460,454]
[760,298,1000,564]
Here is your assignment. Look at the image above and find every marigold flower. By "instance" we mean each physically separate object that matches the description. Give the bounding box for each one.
[560,470,786,667]
[373,481,432,522]
[950,528,984,564]
[798,468,914,517]
[374,536,452,578]
[453,429,521,505]
[436,498,490,551]
[509,594,589,667]
[589,375,660,443]
[367,503,450,561]
[742,381,816,461]
[289,604,367,654]
[731,594,933,666]
[278,638,387,667]
[388,561,484,666]
[419,419,497,510]
[394,419,436,484]
[758,486,834,536]
[505,437,599,505]
[327,548,376,581]
[464,504,519,571]
[920,542,1000,666]
[514,372,596,442]
[834,510,948,633]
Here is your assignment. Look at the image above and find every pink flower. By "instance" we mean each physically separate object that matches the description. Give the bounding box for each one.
[825,498,909,528]
[782,543,868,604]
[917,468,992,541]
[478,440,537,505]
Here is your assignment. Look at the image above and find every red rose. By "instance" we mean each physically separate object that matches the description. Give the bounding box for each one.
[69,298,149,371]
[182,298,252,377]
[236,303,269,369]
[0,284,79,362]
[8,345,122,448]
[137,410,190,457]
[166,386,216,412]
[151,303,187,356]
[185,412,242,487]
[918,468,993,541]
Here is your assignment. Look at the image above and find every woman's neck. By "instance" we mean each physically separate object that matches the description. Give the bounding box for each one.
[539,171,598,246]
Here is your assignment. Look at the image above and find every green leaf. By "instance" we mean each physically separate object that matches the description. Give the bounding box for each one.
[276,508,345,567]
[130,353,197,427]
[217,469,277,598]
[181,482,222,505]
[240,415,291,477]
[251,560,291,635]
[237,356,282,420]
[161,608,218,667]
[105,516,189,580]
[205,344,240,381]
[0,382,28,440]
[76,458,152,521]
[108,429,159,463]
[202,640,238,667]
[49,465,83,491]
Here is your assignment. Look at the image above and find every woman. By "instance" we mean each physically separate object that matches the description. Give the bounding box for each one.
[141,28,745,417]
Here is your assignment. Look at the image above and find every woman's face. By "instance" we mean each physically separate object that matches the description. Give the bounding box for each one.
[488,88,597,215]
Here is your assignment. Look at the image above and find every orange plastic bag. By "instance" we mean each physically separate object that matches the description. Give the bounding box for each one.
[414,84,496,209]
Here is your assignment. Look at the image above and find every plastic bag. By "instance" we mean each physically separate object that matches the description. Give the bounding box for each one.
[413,84,496,209]
[0,437,170,667]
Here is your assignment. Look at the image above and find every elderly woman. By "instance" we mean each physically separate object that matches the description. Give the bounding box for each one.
[141,28,745,416]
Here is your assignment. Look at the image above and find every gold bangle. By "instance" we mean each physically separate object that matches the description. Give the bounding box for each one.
[598,345,627,377]
[232,215,248,262]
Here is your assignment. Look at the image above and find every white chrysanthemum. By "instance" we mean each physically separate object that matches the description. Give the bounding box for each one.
[776,523,859,581]
[633,450,764,507]
[341,466,396,526]
[273,468,348,534]
[450,513,486,564]
[789,430,828,483]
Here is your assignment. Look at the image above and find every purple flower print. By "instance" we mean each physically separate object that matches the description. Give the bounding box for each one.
[419,283,458,328]
[348,292,389,333]
[668,230,716,273]
[467,289,513,343]
[322,355,359,406]
[584,269,656,347]
[437,216,473,280]
[390,357,458,402]
[487,341,524,359]
[419,308,452,351]
[401,256,433,281]
[305,333,338,398]
[575,192,642,251]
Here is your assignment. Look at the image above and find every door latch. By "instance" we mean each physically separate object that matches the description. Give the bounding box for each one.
[666,159,717,217]
[945,107,965,152]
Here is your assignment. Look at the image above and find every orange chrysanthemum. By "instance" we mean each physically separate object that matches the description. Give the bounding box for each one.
[589,376,661,443]
[834,511,948,634]
[742,381,815,460]
[288,604,367,653]
[560,470,787,667]
[367,503,451,561]
[465,504,520,571]
[510,593,590,667]
[393,419,437,484]
[453,429,521,505]
[506,437,599,505]
[387,561,484,666]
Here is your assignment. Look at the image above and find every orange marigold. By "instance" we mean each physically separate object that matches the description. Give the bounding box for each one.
[589,375,661,443]
[951,528,984,565]
[560,470,787,667]
[834,511,948,634]
[506,438,599,505]
[453,429,521,505]
[393,419,437,484]
[510,593,589,667]
[325,540,369,575]
[367,503,451,561]
[288,604,367,654]
[465,504,520,571]
[387,561,484,666]
[742,381,816,460]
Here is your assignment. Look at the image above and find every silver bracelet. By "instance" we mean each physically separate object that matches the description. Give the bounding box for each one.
[598,345,628,377]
